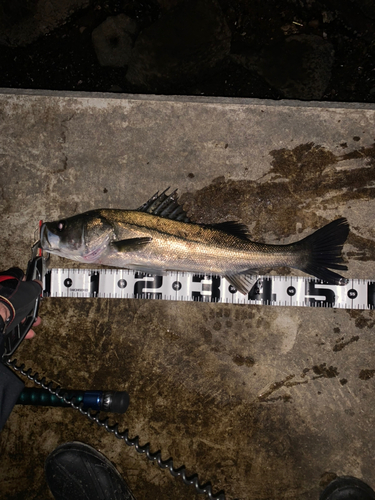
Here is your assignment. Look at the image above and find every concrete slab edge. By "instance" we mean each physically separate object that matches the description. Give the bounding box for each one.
[1,87,375,111]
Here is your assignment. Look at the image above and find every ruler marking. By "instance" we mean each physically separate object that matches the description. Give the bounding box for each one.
[43,269,374,310]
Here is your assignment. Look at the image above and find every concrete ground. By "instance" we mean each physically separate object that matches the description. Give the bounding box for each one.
[0,89,374,500]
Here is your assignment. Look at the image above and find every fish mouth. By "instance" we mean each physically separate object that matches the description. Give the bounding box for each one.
[40,223,49,249]
[40,223,59,252]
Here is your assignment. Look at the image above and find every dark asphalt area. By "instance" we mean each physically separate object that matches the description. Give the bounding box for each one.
[0,0,374,103]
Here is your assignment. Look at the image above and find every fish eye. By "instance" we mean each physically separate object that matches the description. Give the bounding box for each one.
[57,221,65,232]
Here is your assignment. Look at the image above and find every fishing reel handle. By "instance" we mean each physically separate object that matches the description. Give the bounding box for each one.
[1,243,46,359]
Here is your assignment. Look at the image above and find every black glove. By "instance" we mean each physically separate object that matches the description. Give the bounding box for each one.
[0,267,42,335]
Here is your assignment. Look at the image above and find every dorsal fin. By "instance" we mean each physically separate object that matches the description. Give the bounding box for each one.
[210,221,251,240]
[137,188,190,222]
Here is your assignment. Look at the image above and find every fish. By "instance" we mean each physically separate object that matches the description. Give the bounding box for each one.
[40,188,350,294]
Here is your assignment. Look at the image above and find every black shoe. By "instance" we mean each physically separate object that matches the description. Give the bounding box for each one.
[320,476,375,500]
[45,441,136,500]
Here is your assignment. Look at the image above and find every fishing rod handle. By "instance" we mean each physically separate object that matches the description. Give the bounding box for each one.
[17,388,130,413]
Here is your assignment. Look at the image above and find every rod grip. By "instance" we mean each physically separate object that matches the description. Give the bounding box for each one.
[17,388,130,413]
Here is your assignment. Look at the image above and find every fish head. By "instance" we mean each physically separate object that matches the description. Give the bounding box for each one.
[40,211,113,263]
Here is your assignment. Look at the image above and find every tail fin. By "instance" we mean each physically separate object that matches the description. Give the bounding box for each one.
[298,218,350,285]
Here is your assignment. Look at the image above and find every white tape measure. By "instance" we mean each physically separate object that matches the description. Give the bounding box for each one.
[43,269,374,310]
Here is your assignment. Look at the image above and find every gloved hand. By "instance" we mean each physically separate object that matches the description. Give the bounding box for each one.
[0,267,42,334]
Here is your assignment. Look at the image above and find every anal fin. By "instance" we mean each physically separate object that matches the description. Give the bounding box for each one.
[224,274,258,295]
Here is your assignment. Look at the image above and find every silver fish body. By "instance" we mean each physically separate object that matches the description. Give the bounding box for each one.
[40,190,350,294]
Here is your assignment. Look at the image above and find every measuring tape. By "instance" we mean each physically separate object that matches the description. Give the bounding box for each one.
[43,269,375,310]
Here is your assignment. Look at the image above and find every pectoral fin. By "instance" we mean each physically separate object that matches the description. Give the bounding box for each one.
[111,237,152,252]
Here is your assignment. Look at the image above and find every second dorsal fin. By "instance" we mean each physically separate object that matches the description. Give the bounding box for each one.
[210,221,251,240]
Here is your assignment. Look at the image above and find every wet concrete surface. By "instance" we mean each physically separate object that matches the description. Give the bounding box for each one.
[0,90,375,499]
